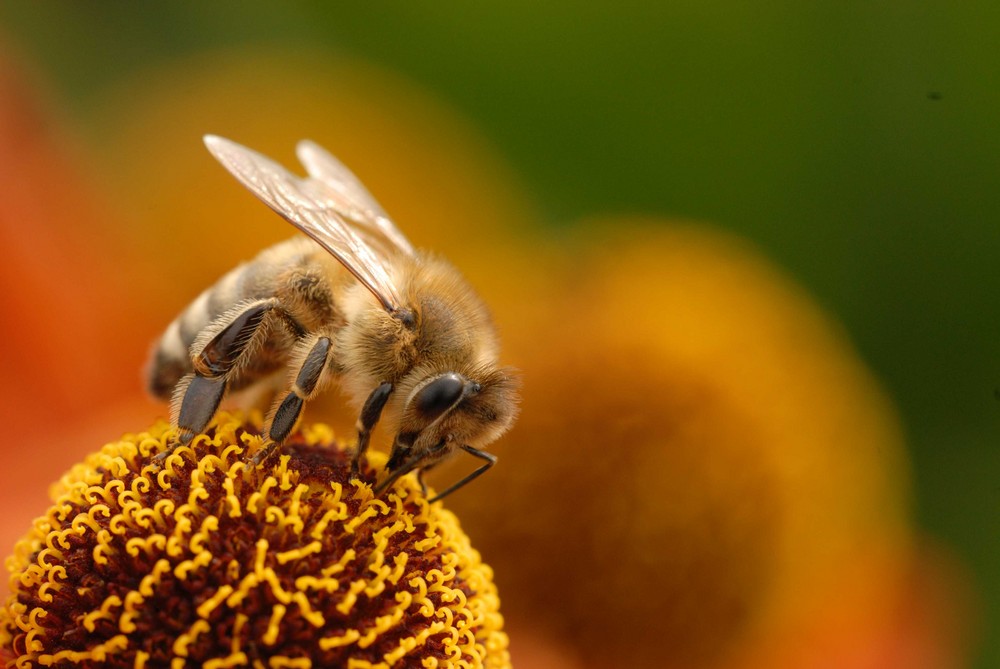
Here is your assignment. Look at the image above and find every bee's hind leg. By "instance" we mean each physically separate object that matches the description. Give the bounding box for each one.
[255,333,333,465]
[156,299,277,462]
[171,375,227,449]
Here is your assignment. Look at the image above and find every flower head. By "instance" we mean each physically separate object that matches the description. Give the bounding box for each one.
[1,412,508,668]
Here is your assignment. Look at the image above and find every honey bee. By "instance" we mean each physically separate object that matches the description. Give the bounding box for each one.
[147,135,519,501]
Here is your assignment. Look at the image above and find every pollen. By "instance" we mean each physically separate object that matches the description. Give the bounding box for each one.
[0,412,509,668]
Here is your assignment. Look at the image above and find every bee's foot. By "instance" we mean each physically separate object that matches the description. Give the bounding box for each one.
[251,441,279,467]
[150,433,189,467]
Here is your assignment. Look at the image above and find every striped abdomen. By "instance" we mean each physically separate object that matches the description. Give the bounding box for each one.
[146,237,336,401]
[146,262,252,400]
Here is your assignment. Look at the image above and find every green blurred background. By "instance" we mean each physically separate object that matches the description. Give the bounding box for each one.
[1,3,996,665]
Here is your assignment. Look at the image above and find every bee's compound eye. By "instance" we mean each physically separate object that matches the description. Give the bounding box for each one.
[414,373,466,420]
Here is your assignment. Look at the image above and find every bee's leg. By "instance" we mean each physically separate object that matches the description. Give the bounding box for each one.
[158,299,277,461]
[254,334,333,465]
[172,374,227,448]
[191,299,277,377]
[351,382,394,477]
[416,466,435,498]
[426,445,497,503]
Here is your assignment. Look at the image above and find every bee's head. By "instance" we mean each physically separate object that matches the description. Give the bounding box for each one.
[377,366,519,497]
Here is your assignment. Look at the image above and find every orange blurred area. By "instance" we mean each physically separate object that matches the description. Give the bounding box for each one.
[0,45,163,553]
[0,48,152,417]
[447,221,963,667]
[0,45,976,668]
[728,544,973,669]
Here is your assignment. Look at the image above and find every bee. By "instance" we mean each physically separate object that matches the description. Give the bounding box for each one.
[147,135,519,501]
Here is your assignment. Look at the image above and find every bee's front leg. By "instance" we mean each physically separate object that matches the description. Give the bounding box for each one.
[351,382,394,478]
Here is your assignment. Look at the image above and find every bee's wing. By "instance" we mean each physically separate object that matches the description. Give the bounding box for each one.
[296,140,415,257]
[204,135,405,314]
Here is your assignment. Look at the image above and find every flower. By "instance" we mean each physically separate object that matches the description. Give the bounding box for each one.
[0,412,509,669]
[448,221,954,668]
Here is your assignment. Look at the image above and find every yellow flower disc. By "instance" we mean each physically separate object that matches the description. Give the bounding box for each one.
[0,413,509,669]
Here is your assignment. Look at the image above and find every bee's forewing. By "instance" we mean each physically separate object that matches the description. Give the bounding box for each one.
[296,140,415,257]
[204,135,405,314]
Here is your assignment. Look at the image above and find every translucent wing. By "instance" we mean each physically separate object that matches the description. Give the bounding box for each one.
[204,135,405,314]
[296,140,415,257]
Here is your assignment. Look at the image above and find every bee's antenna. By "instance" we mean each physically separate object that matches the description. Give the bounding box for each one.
[427,445,497,503]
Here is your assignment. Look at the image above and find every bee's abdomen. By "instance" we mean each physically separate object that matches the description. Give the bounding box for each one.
[146,265,247,400]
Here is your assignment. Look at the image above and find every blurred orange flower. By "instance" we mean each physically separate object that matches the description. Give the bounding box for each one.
[0,44,164,559]
[0,44,974,668]
[451,221,970,668]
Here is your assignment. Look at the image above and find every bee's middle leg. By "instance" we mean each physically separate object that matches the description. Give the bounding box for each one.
[254,333,333,465]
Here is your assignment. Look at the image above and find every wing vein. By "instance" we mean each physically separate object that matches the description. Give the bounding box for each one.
[204,135,410,314]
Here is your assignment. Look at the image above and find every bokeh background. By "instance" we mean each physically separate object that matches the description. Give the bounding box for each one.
[0,4,995,668]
